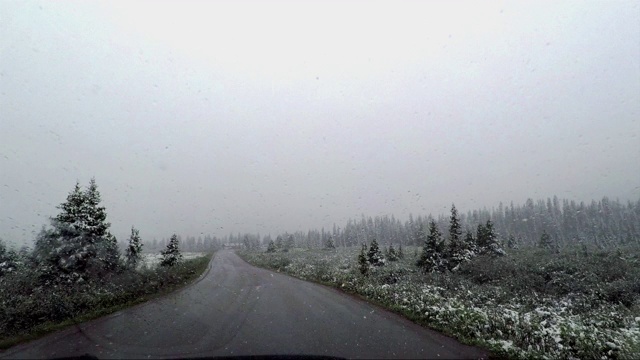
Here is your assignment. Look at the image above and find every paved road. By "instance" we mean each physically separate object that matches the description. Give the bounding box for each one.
[2,250,487,359]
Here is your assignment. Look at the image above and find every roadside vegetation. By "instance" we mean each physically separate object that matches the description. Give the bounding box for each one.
[238,202,640,359]
[0,179,214,349]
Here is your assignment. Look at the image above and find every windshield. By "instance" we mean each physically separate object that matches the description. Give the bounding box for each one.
[1,1,639,359]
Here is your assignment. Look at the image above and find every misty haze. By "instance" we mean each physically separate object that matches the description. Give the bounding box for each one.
[0,1,639,359]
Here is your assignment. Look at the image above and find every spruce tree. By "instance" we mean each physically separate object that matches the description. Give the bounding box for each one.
[325,236,336,249]
[477,223,488,250]
[266,240,277,253]
[449,204,462,243]
[51,182,91,275]
[483,220,506,256]
[416,224,428,268]
[83,178,110,239]
[387,243,399,261]
[417,221,445,272]
[125,226,143,269]
[358,243,369,275]
[447,204,472,270]
[37,179,119,279]
[0,238,19,276]
[284,234,295,251]
[397,243,405,259]
[464,230,477,254]
[160,234,182,267]
[367,238,384,266]
[84,179,120,271]
[54,182,86,235]
[539,230,553,249]
[477,220,505,256]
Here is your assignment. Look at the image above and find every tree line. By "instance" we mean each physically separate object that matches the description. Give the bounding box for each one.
[249,196,640,251]
[352,204,505,275]
[0,179,190,282]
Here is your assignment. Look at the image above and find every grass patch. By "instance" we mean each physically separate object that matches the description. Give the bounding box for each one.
[0,253,213,349]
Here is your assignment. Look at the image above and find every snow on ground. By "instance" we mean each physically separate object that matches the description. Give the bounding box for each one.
[141,252,206,268]
[239,247,640,360]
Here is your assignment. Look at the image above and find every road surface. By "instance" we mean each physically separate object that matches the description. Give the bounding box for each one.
[2,250,487,359]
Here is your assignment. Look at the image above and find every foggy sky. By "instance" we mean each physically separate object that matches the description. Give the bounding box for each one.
[1,0,639,246]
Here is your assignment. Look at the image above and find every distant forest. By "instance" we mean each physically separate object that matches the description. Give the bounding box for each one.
[203,196,639,251]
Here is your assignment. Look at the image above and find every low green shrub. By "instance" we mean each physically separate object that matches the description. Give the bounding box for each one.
[0,254,212,348]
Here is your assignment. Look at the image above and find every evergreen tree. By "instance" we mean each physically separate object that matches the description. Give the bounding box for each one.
[85,179,120,272]
[477,223,488,251]
[449,204,462,243]
[0,238,19,277]
[33,226,60,281]
[50,182,93,275]
[417,221,445,272]
[539,230,553,249]
[464,230,477,254]
[275,236,284,250]
[83,178,111,239]
[54,182,86,235]
[284,234,295,251]
[125,226,143,269]
[160,234,182,267]
[482,220,506,256]
[397,243,405,259]
[447,204,473,270]
[367,238,384,266]
[358,243,369,276]
[35,179,119,280]
[97,233,120,272]
[325,236,336,249]
[387,243,399,261]
[266,240,277,253]
[472,221,503,255]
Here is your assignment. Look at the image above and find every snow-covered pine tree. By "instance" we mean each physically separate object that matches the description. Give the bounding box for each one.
[483,220,506,256]
[417,220,445,272]
[506,234,517,249]
[284,234,295,251]
[160,234,182,267]
[447,204,473,270]
[476,223,488,251]
[84,179,120,272]
[387,243,399,261]
[539,230,553,249]
[325,236,336,249]
[0,238,19,277]
[36,179,119,280]
[83,178,111,239]
[358,243,369,275]
[367,238,384,266]
[51,182,90,276]
[54,182,86,235]
[266,240,276,253]
[125,226,143,269]
[398,243,405,259]
[464,230,478,254]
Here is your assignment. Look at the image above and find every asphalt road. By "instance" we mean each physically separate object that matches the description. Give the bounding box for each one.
[2,250,487,359]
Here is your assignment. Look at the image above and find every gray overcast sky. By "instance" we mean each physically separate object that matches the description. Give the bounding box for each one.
[1,0,639,246]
